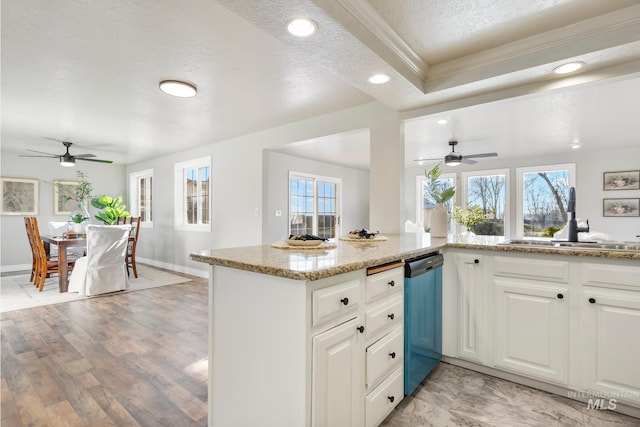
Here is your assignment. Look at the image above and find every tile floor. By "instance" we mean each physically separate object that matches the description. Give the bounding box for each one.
[382,362,640,427]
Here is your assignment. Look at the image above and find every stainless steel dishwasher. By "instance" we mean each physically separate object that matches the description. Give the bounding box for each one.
[404,251,444,395]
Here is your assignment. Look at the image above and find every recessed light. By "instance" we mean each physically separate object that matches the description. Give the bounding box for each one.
[436,118,449,125]
[367,73,390,84]
[569,139,582,149]
[159,80,197,97]
[287,18,317,37]
[553,62,584,74]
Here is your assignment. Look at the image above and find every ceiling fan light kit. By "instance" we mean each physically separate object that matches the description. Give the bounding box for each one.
[60,155,75,167]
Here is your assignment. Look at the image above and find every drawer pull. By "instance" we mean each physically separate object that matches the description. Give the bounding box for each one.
[557,293,564,299]
[464,259,480,265]
[357,326,365,333]
[388,396,395,403]
[387,313,395,320]
[589,297,596,304]
[340,297,349,306]
[389,352,396,359]
[388,280,395,287]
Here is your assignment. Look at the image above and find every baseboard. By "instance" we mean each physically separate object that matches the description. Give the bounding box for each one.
[135,257,209,279]
[441,356,640,419]
[1,260,209,279]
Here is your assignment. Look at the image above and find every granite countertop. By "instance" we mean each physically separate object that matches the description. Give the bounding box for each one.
[190,234,640,281]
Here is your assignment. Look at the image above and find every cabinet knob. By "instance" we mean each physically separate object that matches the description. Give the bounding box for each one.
[340,297,349,306]
[474,259,479,264]
[356,326,365,333]
[389,352,396,359]
[588,297,596,304]
[388,280,395,287]
[557,293,564,299]
[388,396,395,403]
[387,313,395,320]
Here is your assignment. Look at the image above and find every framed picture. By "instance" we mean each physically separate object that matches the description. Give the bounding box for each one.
[1,177,39,215]
[53,180,81,215]
[603,170,640,190]
[603,198,640,217]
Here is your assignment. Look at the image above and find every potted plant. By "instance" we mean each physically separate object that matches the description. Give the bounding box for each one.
[424,164,456,237]
[91,195,131,225]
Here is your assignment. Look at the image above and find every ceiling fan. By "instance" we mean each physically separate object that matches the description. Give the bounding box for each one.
[415,139,497,166]
[19,141,113,167]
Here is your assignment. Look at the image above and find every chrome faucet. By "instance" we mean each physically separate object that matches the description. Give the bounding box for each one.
[567,187,589,242]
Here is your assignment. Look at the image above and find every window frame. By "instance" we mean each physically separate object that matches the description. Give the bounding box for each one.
[174,156,212,232]
[288,171,342,238]
[129,168,153,228]
[461,168,510,236]
[515,163,576,239]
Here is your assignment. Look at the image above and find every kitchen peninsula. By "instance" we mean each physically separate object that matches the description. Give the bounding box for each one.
[191,235,640,426]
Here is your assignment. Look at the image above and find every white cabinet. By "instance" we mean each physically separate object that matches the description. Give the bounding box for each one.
[580,262,640,406]
[312,317,365,427]
[492,256,569,384]
[456,254,485,363]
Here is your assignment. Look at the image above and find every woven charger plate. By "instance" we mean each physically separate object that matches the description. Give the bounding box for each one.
[339,235,388,242]
[271,240,337,250]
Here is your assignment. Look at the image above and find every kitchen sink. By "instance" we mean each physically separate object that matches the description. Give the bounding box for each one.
[498,239,640,252]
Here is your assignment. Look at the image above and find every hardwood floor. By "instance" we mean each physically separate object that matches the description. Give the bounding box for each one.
[1,276,209,426]
[3,275,639,426]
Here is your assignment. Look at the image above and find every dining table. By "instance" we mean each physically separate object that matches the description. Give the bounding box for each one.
[41,235,87,292]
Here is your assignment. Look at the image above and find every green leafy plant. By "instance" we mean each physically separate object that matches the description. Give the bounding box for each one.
[59,170,93,203]
[424,164,456,205]
[91,195,130,225]
[452,204,489,229]
[70,213,90,223]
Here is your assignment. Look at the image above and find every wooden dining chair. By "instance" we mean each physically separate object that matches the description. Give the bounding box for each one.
[116,216,141,278]
[25,217,77,291]
[24,217,38,282]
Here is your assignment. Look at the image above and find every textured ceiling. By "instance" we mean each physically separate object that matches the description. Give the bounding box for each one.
[2,0,640,168]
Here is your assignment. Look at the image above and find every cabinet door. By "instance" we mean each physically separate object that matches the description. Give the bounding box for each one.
[582,289,640,405]
[494,279,568,383]
[457,254,484,362]
[312,317,364,427]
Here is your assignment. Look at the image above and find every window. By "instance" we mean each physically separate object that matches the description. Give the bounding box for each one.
[174,156,211,231]
[416,171,456,233]
[516,163,575,238]
[129,169,153,225]
[289,172,341,239]
[461,169,509,236]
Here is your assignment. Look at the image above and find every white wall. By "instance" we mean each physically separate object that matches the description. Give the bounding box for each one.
[262,150,369,243]
[0,152,126,270]
[404,145,640,241]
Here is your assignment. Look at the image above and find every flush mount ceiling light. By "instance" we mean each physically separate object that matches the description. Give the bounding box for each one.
[367,73,390,84]
[287,17,317,37]
[159,80,197,97]
[553,62,584,74]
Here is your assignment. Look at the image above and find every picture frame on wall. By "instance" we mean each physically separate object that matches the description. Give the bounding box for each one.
[53,180,81,215]
[1,177,39,215]
[603,198,640,217]
[603,170,640,190]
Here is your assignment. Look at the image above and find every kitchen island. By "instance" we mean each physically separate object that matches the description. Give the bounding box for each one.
[191,234,640,426]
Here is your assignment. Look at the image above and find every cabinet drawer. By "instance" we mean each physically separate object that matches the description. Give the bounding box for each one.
[366,327,403,388]
[494,256,568,283]
[366,267,403,303]
[365,366,403,427]
[365,295,403,339]
[312,279,361,326]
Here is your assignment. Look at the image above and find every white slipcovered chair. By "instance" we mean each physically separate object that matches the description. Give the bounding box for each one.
[68,224,131,296]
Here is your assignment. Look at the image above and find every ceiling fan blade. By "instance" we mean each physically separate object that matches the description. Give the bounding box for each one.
[25,149,59,156]
[19,154,59,158]
[76,157,113,164]
[461,158,478,165]
[73,153,97,158]
[464,152,498,159]
[413,157,443,162]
